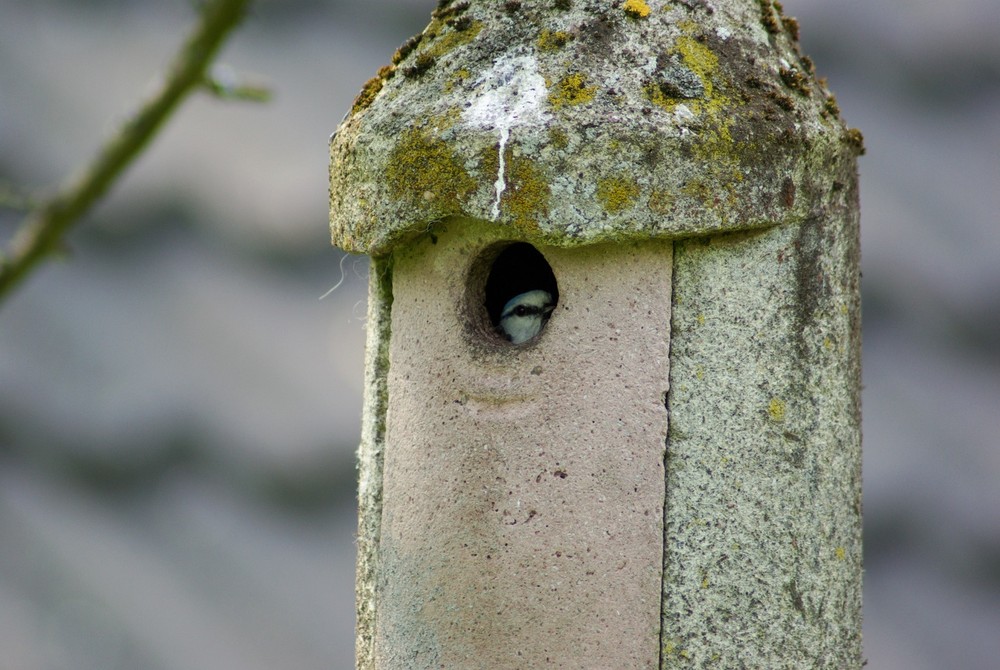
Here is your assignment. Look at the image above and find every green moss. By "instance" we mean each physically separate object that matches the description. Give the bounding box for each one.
[782,14,800,41]
[387,128,475,212]
[844,127,866,155]
[780,65,811,96]
[392,34,423,65]
[549,72,597,108]
[596,176,640,213]
[758,0,781,34]
[351,65,396,113]
[431,0,469,20]
[401,52,437,78]
[352,75,385,113]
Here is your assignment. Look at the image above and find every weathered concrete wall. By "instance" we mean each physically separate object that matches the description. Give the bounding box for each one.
[355,255,393,669]
[373,219,671,668]
[663,185,862,667]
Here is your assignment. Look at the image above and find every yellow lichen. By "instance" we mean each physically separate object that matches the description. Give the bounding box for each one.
[648,23,753,216]
[387,128,475,211]
[835,546,846,561]
[549,72,596,108]
[548,127,569,150]
[504,154,550,233]
[623,0,651,18]
[768,397,787,422]
[537,28,572,52]
[596,176,640,212]
[444,67,471,93]
[422,19,483,59]
[680,179,711,202]
[481,145,550,233]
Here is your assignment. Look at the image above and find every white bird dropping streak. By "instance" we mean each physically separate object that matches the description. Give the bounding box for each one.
[461,53,550,221]
[493,125,510,220]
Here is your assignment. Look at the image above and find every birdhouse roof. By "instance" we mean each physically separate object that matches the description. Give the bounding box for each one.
[329,0,862,255]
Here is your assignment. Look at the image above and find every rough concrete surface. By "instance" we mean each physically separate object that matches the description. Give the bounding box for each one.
[665,204,862,667]
[376,221,671,668]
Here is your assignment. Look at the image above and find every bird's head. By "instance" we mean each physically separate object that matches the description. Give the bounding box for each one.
[497,290,555,344]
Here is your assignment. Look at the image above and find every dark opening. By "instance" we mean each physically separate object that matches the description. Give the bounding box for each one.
[483,243,559,344]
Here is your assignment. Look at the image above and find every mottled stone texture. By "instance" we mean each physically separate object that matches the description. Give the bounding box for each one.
[333,1,862,669]
[664,183,862,668]
[330,0,861,254]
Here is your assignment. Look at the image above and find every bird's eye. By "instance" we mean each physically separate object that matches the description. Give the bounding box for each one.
[515,305,528,316]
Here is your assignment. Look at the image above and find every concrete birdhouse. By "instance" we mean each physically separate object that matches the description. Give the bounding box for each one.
[330,1,863,668]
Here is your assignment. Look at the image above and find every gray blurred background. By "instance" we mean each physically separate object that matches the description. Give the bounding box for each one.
[0,0,997,668]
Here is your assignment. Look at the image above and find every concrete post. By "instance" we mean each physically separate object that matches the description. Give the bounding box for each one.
[330,1,863,668]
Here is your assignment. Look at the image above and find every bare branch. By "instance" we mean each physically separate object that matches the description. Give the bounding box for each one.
[203,63,273,102]
[0,0,253,305]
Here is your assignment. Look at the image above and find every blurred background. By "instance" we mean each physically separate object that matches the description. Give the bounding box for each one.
[0,0,997,668]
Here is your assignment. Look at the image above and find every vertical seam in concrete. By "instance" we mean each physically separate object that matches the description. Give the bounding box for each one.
[659,240,679,670]
[357,253,393,670]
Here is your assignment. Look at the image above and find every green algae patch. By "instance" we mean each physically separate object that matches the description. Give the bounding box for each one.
[387,128,476,213]
[444,67,471,94]
[597,176,641,213]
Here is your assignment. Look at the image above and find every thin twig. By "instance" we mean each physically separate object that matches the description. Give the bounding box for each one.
[0,0,253,304]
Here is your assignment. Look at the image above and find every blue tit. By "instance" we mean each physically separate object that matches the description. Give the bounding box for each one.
[497,290,555,344]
